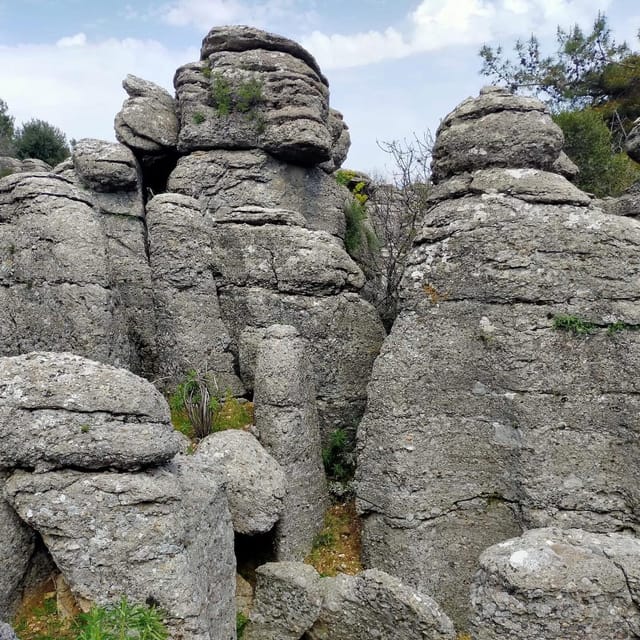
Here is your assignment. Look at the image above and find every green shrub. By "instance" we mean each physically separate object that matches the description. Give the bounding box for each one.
[14,118,70,166]
[553,314,595,335]
[210,73,264,119]
[192,112,206,125]
[74,598,167,640]
[344,200,368,255]
[236,612,249,638]
[322,428,355,482]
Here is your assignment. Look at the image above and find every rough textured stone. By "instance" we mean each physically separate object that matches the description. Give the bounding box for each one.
[625,117,640,164]
[601,181,640,218]
[356,85,640,628]
[195,430,286,534]
[0,472,34,619]
[146,193,244,392]
[307,570,456,640]
[19,159,52,173]
[0,173,130,366]
[432,87,563,182]
[167,149,348,237]
[253,325,328,560]
[0,621,18,640]
[115,74,178,153]
[471,528,640,639]
[5,457,236,640]
[70,139,156,378]
[0,352,180,471]
[319,108,351,173]
[176,27,332,165]
[244,562,322,640]
[552,150,580,179]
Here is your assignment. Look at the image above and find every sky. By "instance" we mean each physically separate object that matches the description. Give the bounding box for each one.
[0,0,638,174]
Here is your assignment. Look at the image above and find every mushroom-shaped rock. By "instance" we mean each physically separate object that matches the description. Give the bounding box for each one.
[175,26,333,165]
[0,352,180,471]
[195,430,286,534]
[307,569,456,640]
[115,74,178,153]
[4,456,236,640]
[431,86,564,182]
[471,528,640,639]
[244,562,323,640]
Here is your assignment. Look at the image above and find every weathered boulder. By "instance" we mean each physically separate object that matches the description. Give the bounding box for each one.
[70,139,156,377]
[601,181,640,218]
[625,117,640,164]
[319,108,351,173]
[431,86,564,182]
[0,352,180,471]
[254,325,328,560]
[195,430,286,534]
[0,472,34,619]
[244,562,322,640]
[471,528,640,639]
[175,26,333,165]
[114,74,178,153]
[167,149,347,237]
[146,193,244,392]
[5,456,236,640]
[307,570,456,640]
[0,158,22,176]
[356,87,640,626]
[19,159,52,173]
[0,173,130,366]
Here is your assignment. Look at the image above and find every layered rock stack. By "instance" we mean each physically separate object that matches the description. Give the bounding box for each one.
[356,86,640,625]
[0,352,236,640]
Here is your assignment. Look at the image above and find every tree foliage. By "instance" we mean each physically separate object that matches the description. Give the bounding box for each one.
[479,12,640,196]
[14,118,70,166]
[0,99,15,156]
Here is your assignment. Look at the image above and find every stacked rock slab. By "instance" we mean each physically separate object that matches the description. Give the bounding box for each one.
[152,27,385,437]
[0,172,130,367]
[471,528,640,639]
[253,325,328,560]
[0,352,235,640]
[356,86,640,626]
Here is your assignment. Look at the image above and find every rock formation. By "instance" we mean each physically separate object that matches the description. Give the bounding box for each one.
[356,86,640,626]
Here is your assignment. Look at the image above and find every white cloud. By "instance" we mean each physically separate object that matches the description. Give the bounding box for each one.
[0,36,198,144]
[301,0,614,70]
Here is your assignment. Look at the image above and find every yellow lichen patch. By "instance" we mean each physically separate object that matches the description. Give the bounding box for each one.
[12,575,76,640]
[456,633,473,640]
[305,501,363,577]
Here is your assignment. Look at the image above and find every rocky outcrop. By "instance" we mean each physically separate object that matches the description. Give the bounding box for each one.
[307,570,456,640]
[254,325,328,560]
[0,158,51,175]
[0,352,180,471]
[244,562,322,640]
[356,86,640,626]
[175,26,334,165]
[195,430,286,534]
[625,117,640,164]
[5,458,236,640]
[0,472,34,619]
[0,172,130,366]
[471,528,640,639]
[114,75,178,154]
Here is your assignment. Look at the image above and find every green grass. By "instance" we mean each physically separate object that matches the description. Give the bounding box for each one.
[552,314,595,335]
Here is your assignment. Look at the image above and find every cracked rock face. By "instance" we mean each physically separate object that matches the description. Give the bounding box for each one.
[355,87,640,626]
[471,528,640,639]
[0,173,130,367]
[175,26,333,165]
[4,457,236,640]
[0,352,180,471]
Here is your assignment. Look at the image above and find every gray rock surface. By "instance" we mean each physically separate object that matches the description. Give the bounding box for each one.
[307,569,456,640]
[601,181,640,218]
[0,621,18,640]
[0,352,180,471]
[167,149,348,237]
[5,456,236,640]
[114,74,178,153]
[19,159,52,173]
[176,26,332,165]
[471,528,640,639]
[431,86,564,182]
[244,562,322,640]
[0,472,34,619]
[70,139,156,377]
[195,430,286,534]
[146,193,244,392]
[319,108,351,173]
[0,172,130,366]
[625,117,640,164]
[253,325,328,560]
[356,86,640,627]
